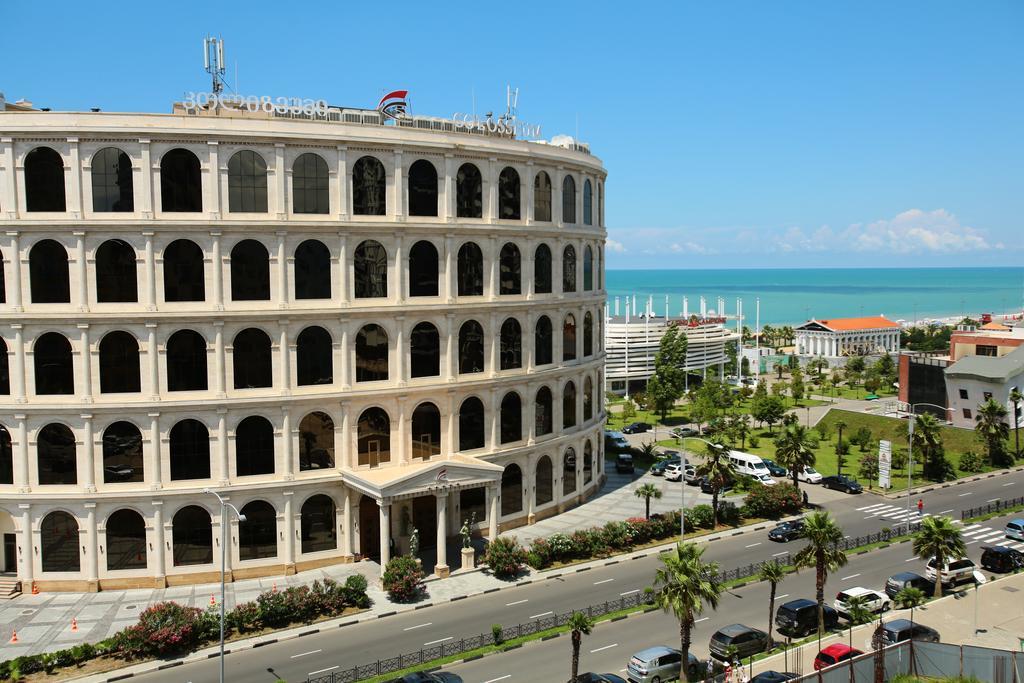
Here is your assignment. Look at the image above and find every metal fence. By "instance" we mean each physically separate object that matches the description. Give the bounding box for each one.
[962,495,1024,521]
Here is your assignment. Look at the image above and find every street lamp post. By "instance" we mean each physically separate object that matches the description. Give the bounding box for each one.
[203,488,246,683]
[905,402,949,529]
[679,437,726,539]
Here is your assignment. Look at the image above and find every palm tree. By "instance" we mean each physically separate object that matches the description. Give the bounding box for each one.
[794,511,848,636]
[835,419,847,476]
[639,441,659,464]
[1010,388,1023,458]
[695,442,737,528]
[653,542,723,674]
[758,560,786,647]
[912,516,966,597]
[975,399,1010,465]
[634,483,663,520]
[567,611,594,683]
[894,586,926,624]
[731,415,751,450]
[843,594,874,626]
[913,413,946,481]
[774,424,816,490]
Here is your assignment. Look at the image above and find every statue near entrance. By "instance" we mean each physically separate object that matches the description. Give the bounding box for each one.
[460,512,476,549]
[409,526,420,558]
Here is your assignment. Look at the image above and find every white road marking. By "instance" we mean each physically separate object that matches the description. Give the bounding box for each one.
[988,498,1002,503]
[939,509,954,514]
[482,676,512,683]
[291,650,322,659]
[308,667,338,676]
[962,524,982,531]
[695,617,710,623]
[841,574,861,581]
[530,611,553,619]
[773,551,788,557]
[505,599,529,607]
[590,643,618,653]
[967,539,980,545]
[594,578,615,585]
[959,492,973,497]
[403,622,432,631]
[424,636,453,646]
[620,589,640,596]
[746,542,762,548]
[905,557,919,562]
[857,503,888,511]
[775,594,789,600]
[1004,482,1016,487]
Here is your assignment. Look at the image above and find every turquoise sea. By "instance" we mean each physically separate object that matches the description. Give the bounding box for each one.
[605,268,1024,327]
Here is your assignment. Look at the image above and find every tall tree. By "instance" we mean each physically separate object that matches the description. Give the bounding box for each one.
[653,542,723,676]
[634,482,663,520]
[914,413,951,481]
[567,611,594,683]
[975,399,1010,466]
[835,419,847,476]
[646,325,689,419]
[758,560,786,647]
[790,367,805,402]
[793,511,848,635]
[912,516,966,597]
[775,424,816,490]
[695,442,736,528]
[894,586,926,624]
[1010,388,1023,458]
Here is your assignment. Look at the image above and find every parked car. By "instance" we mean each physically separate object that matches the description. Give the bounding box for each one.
[755,473,778,486]
[708,624,769,660]
[884,571,932,598]
[750,673,799,683]
[775,598,839,637]
[814,644,863,670]
[871,619,940,648]
[626,646,699,683]
[925,557,977,587]
[820,475,863,494]
[571,674,627,683]
[671,426,699,439]
[385,672,463,683]
[664,463,684,481]
[833,587,890,618]
[700,476,733,494]
[650,455,681,476]
[605,431,630,449]
[615,453,635,474]
[1005,519,1024,541]
[683,465,700,484]
[622,422,652,434]
[981,546,1024,573]
[761,458,788,477]
[797,466,823,484]
[726,451,772,478]
[768,519,806,543]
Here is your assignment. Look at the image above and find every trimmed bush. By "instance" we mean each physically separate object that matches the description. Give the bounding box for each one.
[959,451,984,473]
[484,537,528,579]
[687,504,715,529]
[383,556,425,602]
[717,501,743,527]
[743,482,803,519]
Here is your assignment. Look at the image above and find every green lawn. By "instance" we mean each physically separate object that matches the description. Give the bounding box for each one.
[604,396,826,434]
[811,384,898,401]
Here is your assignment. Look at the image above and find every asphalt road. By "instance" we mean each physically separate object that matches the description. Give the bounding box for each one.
[132,471,1022,683]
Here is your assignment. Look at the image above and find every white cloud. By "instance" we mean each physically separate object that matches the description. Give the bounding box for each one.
[669,241,715,255]
[605,238,626,253]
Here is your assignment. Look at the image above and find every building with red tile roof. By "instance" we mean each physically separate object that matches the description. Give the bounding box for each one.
[795,315,900,357]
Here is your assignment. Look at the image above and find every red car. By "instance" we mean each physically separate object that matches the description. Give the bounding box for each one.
[814,644,864,670]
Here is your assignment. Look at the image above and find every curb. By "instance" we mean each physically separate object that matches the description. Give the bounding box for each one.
[875,463,1024,500]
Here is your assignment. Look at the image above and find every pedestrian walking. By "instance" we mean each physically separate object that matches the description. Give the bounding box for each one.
[802,490,809,507]
[917,498,924,515]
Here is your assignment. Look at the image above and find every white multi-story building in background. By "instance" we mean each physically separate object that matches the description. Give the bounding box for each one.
[794,315,900,358]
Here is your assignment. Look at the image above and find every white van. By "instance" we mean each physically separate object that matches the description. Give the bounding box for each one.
[727,451,771,478]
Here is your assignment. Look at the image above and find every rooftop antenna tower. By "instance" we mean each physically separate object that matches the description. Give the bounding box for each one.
[204,36,226,94]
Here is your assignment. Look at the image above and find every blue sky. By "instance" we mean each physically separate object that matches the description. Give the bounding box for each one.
[4,1,1021,269]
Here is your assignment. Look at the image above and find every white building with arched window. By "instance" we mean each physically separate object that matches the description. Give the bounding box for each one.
[0,98,606,591]
[794,315,900,358]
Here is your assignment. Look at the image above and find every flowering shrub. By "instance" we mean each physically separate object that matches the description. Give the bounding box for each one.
[742,482,802,519]
[110,602,217,659]
[484,537,528,578]
[383,556,425,602]
[226,601,261,633]
[687,504,715,529]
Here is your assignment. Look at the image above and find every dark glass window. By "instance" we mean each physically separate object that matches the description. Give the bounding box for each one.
[236,416,275,476]
[296,326,333,386]
[598,181,603,226]
[584,376,594,421]
[411,402,441,460]
[501,464,523,516]
[500,318,522,370]
[34,332,74,395]
[353,240,388,299]
[301,494,336,553]
[299,412,335,471]
[535,387,553,436]
[584,441,594,484]
[227,150,268,213]
[534,244,552,294]
[562,245,577,293]
[163,239,205,302]
[500,392,522,444]
[563,449,577,495]
[459,320,484,374]
[0,339,7,395]
[536,456,553,506]
[356,324,389,382]
[166,330,207,392]
[562,175,576,223]
[160,148,202,212]
[457,242,484,296]
[37,423,76,485]
[563,381,577,429]
[41,512,79,572]
[0,247,5,304]
[563,314,577,362]
[534,171,552,222]
[230,239,270,301]
[25,147,66,212]
[29,239,70,304]
[499,243,521,295]
[172,506,212,566]
[353,156,386,216]
[233,328,272,389]
[456,163,482,218]
[583,312,594,357]
[408,159,438,217]
[583,179,593,225]
[106,509,146,570]
[294,239,331,299]
[498,167,521,220]
[293,153,329,214]
[91,147,134,212]
[460,488,486,524]
[408,241,439,297]
[0,425,11,485]
[239,501,277,560]
[583,246,594,292]
[96,239,138,302]
[102,421,144,483]
[169,419,210,480]
[459,397,485,451]
[99,331,140,394]
[410,322,440,378]
[357,407,391,467]
[535,315,553,366]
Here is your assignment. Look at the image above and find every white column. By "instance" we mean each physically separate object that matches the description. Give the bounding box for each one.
[148,412,162,489]
[7,231,22,310]
[273,143,287,218]
[443,154,456,222]
[282,491,295,570]
[138,138,153,218]
[487,235,498,300]
[18,504,32,585]
[489,389,499,451]
[214,321,226,397]
[1,139,18,220]
[211,231,224,309]
[281,408,293,479]
[151,501,165,582]
[339,402,351,468]
[74,231,88,311]
[276,231,288,307]
[435,493,448,574]
[445,390,456,456]
[67,138,83,218]
[397,397,408,465]
[444,234,455,303]
[488,312,498,377]
[337,146,349,220]
[81,414,95,492]
[143,231,157,310]
[78,324,92,401]
[445,313,456,382]
[525,161,535,225]
[85,502,99,586]
[14,416,29,491]
[488,486,499,539]
[11,325,26,402]
[217,408,229,484]
[393,150,404,221]
[146,324,159,399]
[339,320,351,389]
[395,317,406,385]
[206,141,220,218]
[279,323,291,392]
[394,234,405,303]
[378,501,391,574]
[338,233,349,304]
[342,489,354,557]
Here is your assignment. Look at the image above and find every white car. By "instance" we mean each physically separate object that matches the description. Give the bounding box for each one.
[664,463,684,481]
[833,587,890,618]
[797,466,823,484]
[925,557,977,587]
[755,473,777,486]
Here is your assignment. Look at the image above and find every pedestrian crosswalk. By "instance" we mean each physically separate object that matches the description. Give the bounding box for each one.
[855,502,931,524]
[854,503,1024,550]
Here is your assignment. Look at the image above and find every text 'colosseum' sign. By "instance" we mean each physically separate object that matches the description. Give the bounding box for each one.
[181,92,329,117]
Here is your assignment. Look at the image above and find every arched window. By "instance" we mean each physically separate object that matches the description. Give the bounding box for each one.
[0,247,5,305]
[410,322,440,378]
[459,397,485,451]
[172,506,212,566]
[458,320,484,374]
[598,181,604,227]
[160,148,202,212]
[408,159,438,217]
[457,242,484,296]
[535,387,553,436]
[233,328,272,389]
[357,407,391,467]
[0,425,12,485]
[563,314,577,362]
[95,239,138,302]
[166,330,207,391]
[34,332,74,395]
[456,163,482,218]
[536,456,553,506]
[299,411,334,471]
[563,381,577,429]
[162,239,205,302]
[239,501,277,560]
[499,243,521,295]
[562,175,576,224]
[408,241,439,297]
[583,311,594,357]
[562,245,577,293]
[534,244,552,294]
[535,315,553,366]
[0,339,7,395]
[534,171,552,222]
[292,153,329,214]
[102,421,143,483]
[584,376,594,421]
[500,392,522,444]
[501,464,523,516]
[598,246,603,290]
[37,423,76,485]
[563,449,577,496]
[99,331,141,394]
[583,246,594,292]
[227,150,268,213]
[29,239,70,303]
[300,494,336,553]
[105,509,146,570]
[230,239,270,301]
[294,239,331,299]
[296,326,333,386]
[500,318,522,370]
[353,240,388,299]
[411,402,441,460]
[498,167,521,220]
[584,440,594,484]
[356,324,388,382]
[41,511,79,572]
[25,147,66,212]
[353,156,386,215]
[169,419,210,480]
[91,147,133,212]
[236,415,275,476]
[583,179,593,225]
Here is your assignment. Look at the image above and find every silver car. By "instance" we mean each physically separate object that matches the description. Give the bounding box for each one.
[627,645,698,683]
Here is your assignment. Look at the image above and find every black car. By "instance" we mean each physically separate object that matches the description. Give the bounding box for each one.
[622,422,652,434]
[385,672,462,683]
[768,519,806,542]
[981,546,1024,573]
[884,572,932,599]
[775,598,839,637]
[615,453,635,474]
[569,675,627,683]
[699,476,733,494]
[751,673,800,683]
[709,624,769,660]
[871,619,940,648]
[820,475,863,494]
[650,455,681,476]
[761,458,788,477]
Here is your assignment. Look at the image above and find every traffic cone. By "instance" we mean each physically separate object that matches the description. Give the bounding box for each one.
[31,583,39,595]
[71,618,78,632]
[9,630,17,644]
[210,594,216,606]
